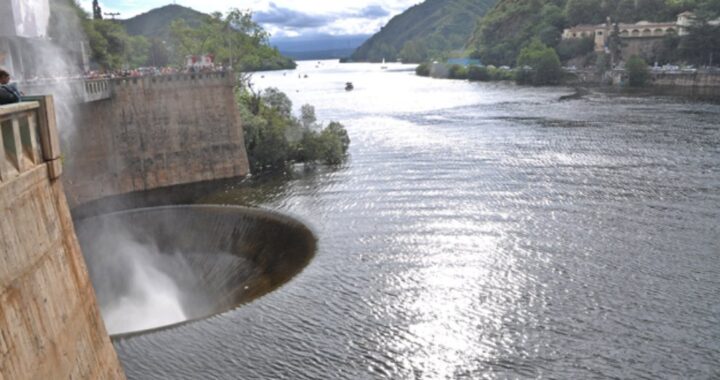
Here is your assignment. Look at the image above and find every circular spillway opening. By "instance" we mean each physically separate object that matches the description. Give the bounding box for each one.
[75,205,317,337]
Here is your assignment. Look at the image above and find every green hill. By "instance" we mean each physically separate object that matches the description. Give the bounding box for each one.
[113,4,295,71]
[120,4,208,40]
[350,0,498,63]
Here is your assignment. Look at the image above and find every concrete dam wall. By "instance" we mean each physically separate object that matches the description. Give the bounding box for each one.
[0,99,124,379]
[64,72,250,207]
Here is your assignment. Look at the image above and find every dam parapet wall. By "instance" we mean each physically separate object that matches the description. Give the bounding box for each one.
[64,72,250,207]
[0,98,125,379]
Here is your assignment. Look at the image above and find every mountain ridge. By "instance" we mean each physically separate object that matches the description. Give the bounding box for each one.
[351,0,498,63]
[120,4,208,40]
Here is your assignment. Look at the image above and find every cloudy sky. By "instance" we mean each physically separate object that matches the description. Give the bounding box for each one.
[79,0,421,37]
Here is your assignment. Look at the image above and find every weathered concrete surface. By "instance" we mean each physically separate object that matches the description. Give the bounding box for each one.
[1,100,124,379]
[650,72,720,99]
[0,167,125,379]
[64,73,249,207]
[651,72,720,87]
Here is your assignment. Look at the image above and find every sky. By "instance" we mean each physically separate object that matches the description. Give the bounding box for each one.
[79,0,421,38]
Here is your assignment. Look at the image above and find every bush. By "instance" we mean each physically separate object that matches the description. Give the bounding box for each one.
[515,68,534,85]
[415,63,430,76]
[296,122,350,165]
[516,39,563,85]
[595,52,611,75]
[488,66,515,81]
[556,37,595,62]
[468,65,491,81]
[626,55,650,87]
[448,64,468,79]
[324,122,350,154]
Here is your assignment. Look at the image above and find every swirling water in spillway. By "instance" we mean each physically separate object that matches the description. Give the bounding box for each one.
[114,61,720,379]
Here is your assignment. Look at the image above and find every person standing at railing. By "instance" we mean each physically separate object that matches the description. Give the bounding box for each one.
[0,69,22,105]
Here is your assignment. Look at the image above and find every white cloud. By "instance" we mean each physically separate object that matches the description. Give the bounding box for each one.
[82,0,421,36]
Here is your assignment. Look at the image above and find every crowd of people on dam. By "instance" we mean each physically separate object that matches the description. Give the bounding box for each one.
[0,64,231,104]
[82,64,230,80]
[6,64,231,86]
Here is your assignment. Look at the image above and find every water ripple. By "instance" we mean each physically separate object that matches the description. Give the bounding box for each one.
[115,61,720,380]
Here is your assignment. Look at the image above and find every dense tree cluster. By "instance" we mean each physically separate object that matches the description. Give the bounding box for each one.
[516,39,563,85]
[626,55,651,86]
[169,10,295,72]
[237,84,350,173]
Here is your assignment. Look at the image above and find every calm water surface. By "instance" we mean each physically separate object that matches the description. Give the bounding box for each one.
[115,61,720,379]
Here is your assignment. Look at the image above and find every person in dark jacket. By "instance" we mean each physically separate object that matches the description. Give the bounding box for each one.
[0,69,22,105]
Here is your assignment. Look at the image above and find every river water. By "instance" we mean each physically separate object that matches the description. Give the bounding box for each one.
[115,61,720,379]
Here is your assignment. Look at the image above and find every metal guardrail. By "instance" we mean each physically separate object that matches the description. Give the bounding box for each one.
[0,96,62,184]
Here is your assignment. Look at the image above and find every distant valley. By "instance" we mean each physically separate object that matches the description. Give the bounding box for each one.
[270,34,371,60]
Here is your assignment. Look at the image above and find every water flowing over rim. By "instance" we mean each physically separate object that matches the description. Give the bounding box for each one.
[76,204,318,340]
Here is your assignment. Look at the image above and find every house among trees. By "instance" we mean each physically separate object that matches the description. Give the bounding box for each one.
[562,12,720,57]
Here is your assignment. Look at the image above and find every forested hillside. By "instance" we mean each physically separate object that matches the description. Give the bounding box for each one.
[47,1,295,72]
[468,0,720,65]
[351,0,498,62]
[121,4,207,40]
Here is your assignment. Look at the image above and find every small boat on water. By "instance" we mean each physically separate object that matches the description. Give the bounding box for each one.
[345,82,354,91]
[381,58,388,70]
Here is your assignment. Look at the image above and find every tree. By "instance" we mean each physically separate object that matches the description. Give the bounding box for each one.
[607,23,625,67]
[148,38,170,67]
[83,19,129,69]
[49,0,153,72]
[415,63,431,76]
[261,88,292,118]
[595,52,611,75]
[565,0,604,25]
[516,39,563,85]
[634,0,667,21]
[468,65,491,81]
[125,35,150,68]
[92,0,103,20]
[169,9,293,71]
[626,55,650,87]
[556,37,594,61]
[678,17,720,66]
[651,33,681,64]
[538,25,562,47]
[448,64,469,79]
[236,83,350,172]
[300,104,317,129]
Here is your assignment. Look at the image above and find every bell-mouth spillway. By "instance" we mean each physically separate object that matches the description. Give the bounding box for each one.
[75,205,317,338]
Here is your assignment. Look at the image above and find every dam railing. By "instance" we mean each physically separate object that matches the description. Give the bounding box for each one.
[0,96,62,184]
[21,72,232,104]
